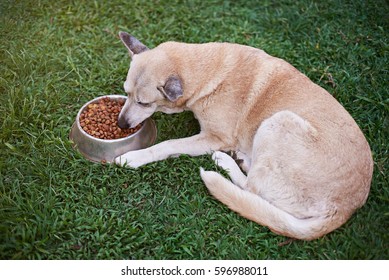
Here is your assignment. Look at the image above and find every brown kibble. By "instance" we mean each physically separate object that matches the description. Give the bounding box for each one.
[79,97,142,140]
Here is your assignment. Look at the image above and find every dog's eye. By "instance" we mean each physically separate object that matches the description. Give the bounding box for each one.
[136,100,151,107]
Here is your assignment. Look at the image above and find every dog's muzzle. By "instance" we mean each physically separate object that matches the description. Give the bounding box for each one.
[118,115,130,129]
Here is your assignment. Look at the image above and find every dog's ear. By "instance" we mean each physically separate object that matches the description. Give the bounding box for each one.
[158,76,183,102]
[119,31,149,58]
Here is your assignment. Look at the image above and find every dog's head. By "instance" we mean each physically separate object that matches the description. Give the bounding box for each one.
[117,32,184,129]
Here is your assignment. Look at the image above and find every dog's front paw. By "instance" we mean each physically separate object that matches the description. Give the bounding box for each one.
[114,150,151,168]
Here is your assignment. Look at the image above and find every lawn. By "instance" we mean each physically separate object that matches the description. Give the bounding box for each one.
[0,0,388,259]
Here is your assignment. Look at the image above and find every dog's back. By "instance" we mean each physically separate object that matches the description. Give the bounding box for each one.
[117,34,373,239]
[163,42,374,239]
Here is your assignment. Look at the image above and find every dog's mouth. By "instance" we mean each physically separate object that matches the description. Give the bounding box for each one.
[118,115,131,129]
[118,114,144,129]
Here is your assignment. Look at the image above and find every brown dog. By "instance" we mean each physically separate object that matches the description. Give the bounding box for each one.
[116,32,373,240]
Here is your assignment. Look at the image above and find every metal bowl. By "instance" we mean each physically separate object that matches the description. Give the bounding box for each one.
[69,95,157,163]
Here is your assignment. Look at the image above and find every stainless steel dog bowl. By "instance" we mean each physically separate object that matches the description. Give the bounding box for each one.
[69,95,157,163]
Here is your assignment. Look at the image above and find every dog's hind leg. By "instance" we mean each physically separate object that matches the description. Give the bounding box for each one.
[201,111,334,240]
[235,151,251,172]
[212,151,248,188]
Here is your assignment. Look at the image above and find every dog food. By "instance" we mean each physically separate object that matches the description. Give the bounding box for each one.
[79,97,141,140]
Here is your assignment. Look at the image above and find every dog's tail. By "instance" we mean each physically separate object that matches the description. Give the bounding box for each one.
[200,168,334,240]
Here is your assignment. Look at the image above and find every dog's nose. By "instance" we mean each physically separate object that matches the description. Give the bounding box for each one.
[118,116,130,129]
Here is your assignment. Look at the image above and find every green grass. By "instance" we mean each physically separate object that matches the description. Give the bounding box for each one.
[1,0,388,259]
